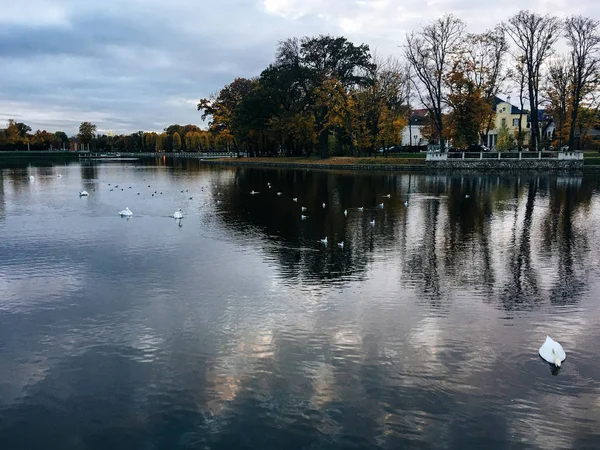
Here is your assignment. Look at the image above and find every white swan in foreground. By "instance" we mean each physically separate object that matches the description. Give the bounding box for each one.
[119,207,133,217]
[79,191,89,196]
[173,208,183,219]
[539,336,566,367]
[29,175,35,181]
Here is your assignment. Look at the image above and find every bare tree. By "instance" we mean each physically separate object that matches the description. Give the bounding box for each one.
[565,16,600,151]
[504,11,561,151]
[455,26,510,146]
[405,14,465,152]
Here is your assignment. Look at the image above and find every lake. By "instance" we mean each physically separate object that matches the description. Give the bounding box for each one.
[1,158,600,449]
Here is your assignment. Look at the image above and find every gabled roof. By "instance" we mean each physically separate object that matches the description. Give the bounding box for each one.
[409,109,429,126]
[493,96,523,114]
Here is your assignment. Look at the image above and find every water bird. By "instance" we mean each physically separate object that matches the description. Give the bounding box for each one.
[189,197,193,200]
[119,207,132,217]
[110,189,114,192]
[358,207,364,212]
[301,215,308,220]
[277,192,282,196]
[108,183,111,186]
[539,336,566,367]
[173,208,183,219]
[148,185,151,187]
[338,242,344,248]
[115,185,119,188]
[293,198,298,202]
[465,194,470,199]
[301,206,307,211]
[152,194,154,197]
[137,192,140,195]
[129,186,132,189]
[322,202,326,208]
[250,190,259,195]
[186,190,188,192]
[370,219,375,225]
[383,194,391,198]
[57,174,62,178]
[344,209,348,216]
[379,203,384,208]
[121,189,123,191]
[160,192,162,194]
[79,191,89,196]
[28,175,35,181]
[181,190,184,193]
[320,237,328,244]
[404,200,409,207]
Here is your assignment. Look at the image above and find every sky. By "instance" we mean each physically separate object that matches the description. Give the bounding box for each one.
[1,0,598,135]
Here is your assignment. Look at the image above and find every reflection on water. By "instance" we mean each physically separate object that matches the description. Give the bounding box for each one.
[1,159,600,449]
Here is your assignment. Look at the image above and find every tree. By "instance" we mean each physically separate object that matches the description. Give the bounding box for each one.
[172,132,182,151]
[405,14,465,152]
[564,16,600,150]
[454,27,509,144]
[78,122,97,148]
[155,132,167,151]
[504,11,561,151]
[54,131,69,147]
[497,121,515,151]
[545,57,572,148]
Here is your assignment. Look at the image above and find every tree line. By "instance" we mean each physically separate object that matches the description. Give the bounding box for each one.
[2,10,598,155]
[199,11,600,155]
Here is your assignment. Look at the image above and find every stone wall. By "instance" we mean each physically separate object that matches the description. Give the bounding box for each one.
[425,159,583,171]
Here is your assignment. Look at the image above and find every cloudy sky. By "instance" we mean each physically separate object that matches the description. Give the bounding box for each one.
[1,0,598,135]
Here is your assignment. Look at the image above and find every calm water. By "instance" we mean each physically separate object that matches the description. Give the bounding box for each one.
[1,159,600,449]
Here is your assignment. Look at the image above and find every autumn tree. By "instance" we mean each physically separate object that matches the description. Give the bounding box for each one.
[564,16,600,150]
[405,15,465,152]
[78,122,97,148]
[497,122,515,151]
[504,11,561,151]
[155,132,167,151]
[455,27,509,144]
[172,132,182,151]
[545,57,572,148]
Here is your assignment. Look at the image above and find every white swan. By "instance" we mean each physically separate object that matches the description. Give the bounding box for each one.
[301,206,307,211]
[322,202,326,208]
[277,192,283,196]
[338,242,344,248]
[320,237,327,244]
[28,175,35,181]
[173,208,183,219]
[378,203,384,208]
[344,209,347,216]
[383,194,391,198]
[79,190,89,196]
[404,200,409,207]
[369,219,375,225]
[293,198,298,202]
[301,215,308,220]
[57,174,62,178]
[539,336,566,367]
[358,207,364,212]
[119,207,133,217]
[250,190,259,195]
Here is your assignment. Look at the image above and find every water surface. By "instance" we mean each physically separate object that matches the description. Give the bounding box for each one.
[1,159,600,449]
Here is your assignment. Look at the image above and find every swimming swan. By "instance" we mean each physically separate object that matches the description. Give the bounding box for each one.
[173,208,183,219]
[119,207,133,217]
[79,191,89,196]
[539,336,566,367]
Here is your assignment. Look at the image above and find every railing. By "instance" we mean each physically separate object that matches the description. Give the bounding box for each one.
[79,151,247,158]
[426,151,584,162]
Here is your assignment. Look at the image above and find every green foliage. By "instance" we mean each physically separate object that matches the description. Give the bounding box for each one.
[78,122,97,146]
[496,122,514,151]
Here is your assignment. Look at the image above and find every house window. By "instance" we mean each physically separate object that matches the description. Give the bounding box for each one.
[513,119,519,127]
[501,118,506,126]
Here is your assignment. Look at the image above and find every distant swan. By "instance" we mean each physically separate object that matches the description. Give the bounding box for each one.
[383,194,391,198]
[404,200,408,207]
[301,215,308,220]
[57,174,62,178]
[293,198,298,202]
[277,192,283,196]
[369,219,375,225]
[539,336,566,367]
[173,208,183,219]
[344,209,347,216]
[28,175,35,181]
[320,237,328,244]
[119,207,133,217]
[338,242,344,248]
[301,206,307,211]
[79,190,89,196]
[358,207,364,212]
[378,203,384,208]
[322,202,326,208]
